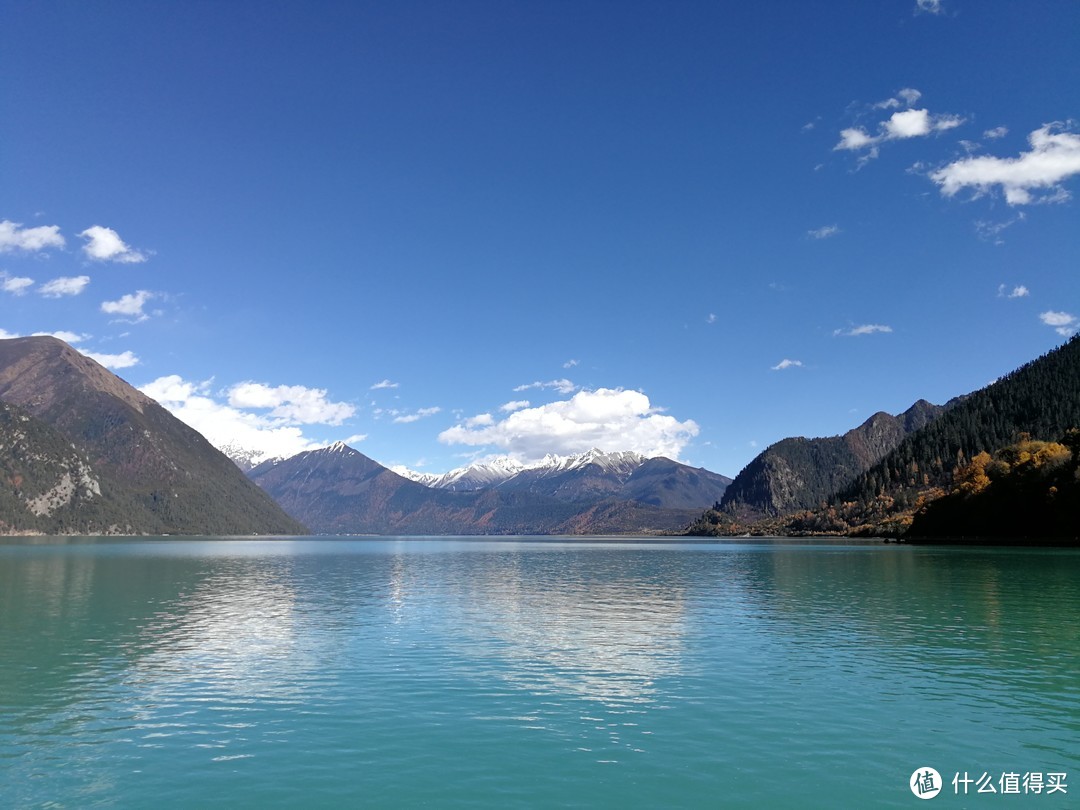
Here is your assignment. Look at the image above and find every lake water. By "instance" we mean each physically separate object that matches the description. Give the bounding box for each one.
[1,537,1077,808]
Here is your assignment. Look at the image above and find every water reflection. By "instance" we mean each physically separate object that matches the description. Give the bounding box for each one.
[384,546,691,706]
[2,538,1078,809]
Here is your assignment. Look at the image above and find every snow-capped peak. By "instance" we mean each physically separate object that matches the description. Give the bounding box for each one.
[399,449,648,490]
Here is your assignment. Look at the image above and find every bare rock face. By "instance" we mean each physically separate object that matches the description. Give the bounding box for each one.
[720,401,945,518]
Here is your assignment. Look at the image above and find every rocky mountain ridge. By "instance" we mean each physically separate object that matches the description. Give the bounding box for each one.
[0,336,306,535]
[720,399,945,518]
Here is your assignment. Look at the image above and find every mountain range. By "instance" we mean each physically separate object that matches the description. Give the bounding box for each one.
[0,336,306,535]
[247,444,732,535]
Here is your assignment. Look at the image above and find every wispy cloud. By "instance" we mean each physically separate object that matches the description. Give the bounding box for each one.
[513,378,577,395]
[439,388,698,463]
[975,213,1026,245]
[807,224,841,240]
[562,359,579,369]
[0,220,64,253]
[393,406,441,424]
[79,225,148,263]
[915,0,943,15]
[835,90,963,165]
[930,123,1080,205]
[771,359,803,371]
[39,275,90,297]
[997,284,1030,299]
[833,324,893,337]
[1,271,34,295]
[500,400,530,412]
[370,379,399,390]
[1039,310,1078,337]
[706,313,717,324]
[983,126,1008,140]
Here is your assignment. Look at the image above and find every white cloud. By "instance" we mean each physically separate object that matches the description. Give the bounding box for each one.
[84,350,139,369]
[227,381,356,425]
[834,324,893,337]
[0,220,65,253]
[808,224,840,239]
[512,378,577,394]
[370,379,399,390]
[78,225,148,263]
[1039,310,1078,337]
[930,123,1080,205]
[393,406,441,424]
[997,284,1030,299]
[343,433,368,445]
[32,330,90,344]
[771,359,803,371]
[500,400,530,412]
[835,92,964,161]
[439,388,698,462]
[39,275,90,297]
[706,313,717,324]
[563,359,579,369]
[101,289,155,321]
[984,126,1008,140]
[0,328,18,339]
[915,0,943,14]
[1,272,34,295]
[140,375,328,464]
[836,128,878,151]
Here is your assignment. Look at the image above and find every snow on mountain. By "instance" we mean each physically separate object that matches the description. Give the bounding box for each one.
[397,449,649,491]
[219,441,282,472]
[532,448,646,478]
[391,466,441,486]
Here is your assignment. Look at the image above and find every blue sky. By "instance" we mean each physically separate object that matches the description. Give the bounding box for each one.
[2,0,1079,478]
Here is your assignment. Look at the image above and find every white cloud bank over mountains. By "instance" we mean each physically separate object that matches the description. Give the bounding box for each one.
[141,375,358,464]
[438,387,699,463]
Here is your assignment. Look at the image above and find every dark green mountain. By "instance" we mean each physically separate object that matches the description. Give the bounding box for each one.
[719,400,943,518]
[692,336,1080,540]
[841,336,1080,510]
[0,336,306,535]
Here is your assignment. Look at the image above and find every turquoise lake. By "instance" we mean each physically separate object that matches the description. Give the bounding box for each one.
[1,537,1077,808]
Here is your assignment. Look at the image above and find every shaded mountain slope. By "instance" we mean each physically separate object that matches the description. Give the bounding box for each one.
[841,336,1080,508]
[720,400,944,517]
[0,336,305,535]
